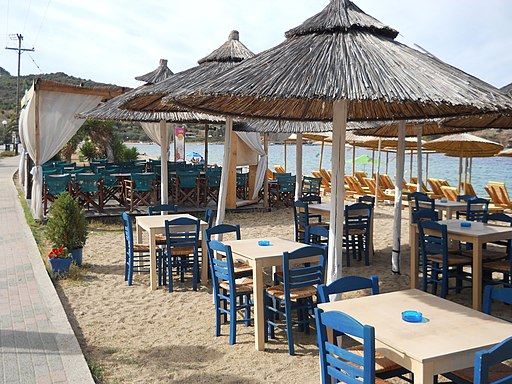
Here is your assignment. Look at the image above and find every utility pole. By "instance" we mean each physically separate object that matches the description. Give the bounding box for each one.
[6,34,35,115]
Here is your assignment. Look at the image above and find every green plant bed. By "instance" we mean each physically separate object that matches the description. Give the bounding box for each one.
[0,150,16,157]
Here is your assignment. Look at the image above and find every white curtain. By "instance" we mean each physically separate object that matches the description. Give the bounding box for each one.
[18,104,28,187]
[235,131,267,200]
[140,122,173,146]
[20,89,101,220]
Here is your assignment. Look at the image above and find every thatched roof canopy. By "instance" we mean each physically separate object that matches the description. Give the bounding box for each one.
[134,59,174,83]
[121,30,255,113]
[423,133,503,157]
[80,59,225,123]
[165,0,512,124]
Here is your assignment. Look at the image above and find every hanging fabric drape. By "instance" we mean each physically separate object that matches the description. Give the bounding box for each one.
[391,121,406,273]
[235,131,267,201]
[18,105,28,187]
[216,117,233,225]
[19,89,101,220]
[140,121,173,145]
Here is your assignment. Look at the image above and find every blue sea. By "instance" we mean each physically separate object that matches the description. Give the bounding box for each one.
[131,142,512,196]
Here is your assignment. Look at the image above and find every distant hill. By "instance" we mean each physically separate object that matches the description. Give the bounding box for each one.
[0,67,118,111]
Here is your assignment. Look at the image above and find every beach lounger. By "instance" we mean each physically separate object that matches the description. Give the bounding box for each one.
[344,175,369,197]
[427,178,449,199]
[312,170,331,195]
[273,165,286,174]
[441,186,458,201]
[461,182,477,197]
[486,182,512,209]
[355,170,367,186]
[364,177,395,202]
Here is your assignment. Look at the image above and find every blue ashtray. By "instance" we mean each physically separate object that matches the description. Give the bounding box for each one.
[461,221,472,228]
[402,310,423,323]
[440,199,448,203]
[258,240,271,246]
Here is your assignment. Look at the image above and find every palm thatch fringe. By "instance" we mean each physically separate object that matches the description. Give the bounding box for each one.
[134,59,174,84]
[162,0,512,125]
[120,31,255,113]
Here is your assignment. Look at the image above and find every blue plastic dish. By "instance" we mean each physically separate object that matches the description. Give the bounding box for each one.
[258,240,271,246]
[461,221,472,228]
[440,199,448,203]
[402,310,423,323]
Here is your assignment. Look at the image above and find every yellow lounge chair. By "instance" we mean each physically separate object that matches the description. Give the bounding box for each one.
[364,177,395,202]
[312,170,331,195]
[440,186,458,201]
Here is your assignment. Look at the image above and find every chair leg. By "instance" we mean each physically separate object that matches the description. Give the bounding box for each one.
[229,294,236,345]
[284,299,295,356]
[214,293,221,337]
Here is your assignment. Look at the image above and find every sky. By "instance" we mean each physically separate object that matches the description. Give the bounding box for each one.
[1,0,511,90]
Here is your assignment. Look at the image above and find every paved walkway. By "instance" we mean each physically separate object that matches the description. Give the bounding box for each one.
[0,155,94,384]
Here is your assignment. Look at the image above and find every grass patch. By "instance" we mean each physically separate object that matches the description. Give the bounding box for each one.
[87,360,104,383]
[0,150,16,157]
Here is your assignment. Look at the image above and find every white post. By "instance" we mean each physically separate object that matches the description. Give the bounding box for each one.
[215,117,233,225]
[464,157,469,194]
[391,121,406,273]
[415,126,423,192]
[374,138,382,208]
[159,120,169,205]
[284,140,287,172]
[327,100,347,285]
[295,133,303,200]
[457,153,463,194]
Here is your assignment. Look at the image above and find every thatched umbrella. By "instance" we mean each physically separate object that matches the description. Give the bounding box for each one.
[423,133,504,193]
[120,30,255,224]
[80,59,225,205]
[125,0,512,288]
[497,148,512,157]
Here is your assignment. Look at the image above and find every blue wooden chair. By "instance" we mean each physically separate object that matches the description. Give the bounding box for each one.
[206,240,253,345]
[264,245,326,355]
[483,285,512,318]
[466,197,489,222]
[417,220,472,298]
[358,195,375,208]
[122,212,162,286]
[205,167,222,204]
[148,204,179,247]
[344,202,372,266]
[43,174,73,214]
[408,191,435,214]
[482,213,512,263]
[236,172,249,199]
[305,224,329,249]
[301,176,322,198]
[175,169,200,207]
[163,217,200,292]
[204,208,214,229]
[99,169,125,207]
[298,195,322,204]
[315,309,383,384]
[411,209,439,224]
[204,224,252,277]
[317,275,379,304]
[443,335,512,384]
[293,199,325,243]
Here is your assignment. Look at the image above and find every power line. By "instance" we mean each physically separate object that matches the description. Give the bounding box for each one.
[32,0,52,47]
[5,34,35,115]
[27,53,42,73]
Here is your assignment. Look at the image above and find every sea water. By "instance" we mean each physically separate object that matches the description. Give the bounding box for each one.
[131,142,512,196]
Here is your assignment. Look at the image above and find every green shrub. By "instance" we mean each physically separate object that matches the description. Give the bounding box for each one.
[80,140,98,161]
[45,193,88,249]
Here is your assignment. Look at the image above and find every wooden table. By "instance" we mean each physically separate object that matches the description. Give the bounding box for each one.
[318,289,512,384]
[221,237,310,351]
[135,213,208,290]
[410,219,512,310]
[415,200,466,220]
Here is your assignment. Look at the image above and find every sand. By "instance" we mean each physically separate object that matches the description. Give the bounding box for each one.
[54,204,506,384]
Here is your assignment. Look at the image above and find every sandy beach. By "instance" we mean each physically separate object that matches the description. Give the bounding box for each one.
[53,203,507,383]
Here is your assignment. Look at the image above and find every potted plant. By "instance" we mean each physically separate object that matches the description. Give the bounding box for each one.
[47,247,72,273]
[45,193,88,266]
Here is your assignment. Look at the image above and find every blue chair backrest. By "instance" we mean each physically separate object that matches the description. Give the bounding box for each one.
[274,172,291,179]
[473,336,512,384]
[45,174,71,194]
[131,173,156,192]
[206,240,237,295]
[204,208,214,228]
[345,202,371,232]
[122,212,134,258]
[487,213,512,226]
[282,246,326,293]
[317,275,379,304]
[408,192,435,212]
[204,224,241,242]
[276,175,296,193]
[482,285,512,320]
[206,168,222,188]
[148,204,178,215]
[176,169,199,189]
[75,173,101,193]
[302,176,322,195]
[315,308,377,384]
[466,197,489,222]
[299,195,322,204]
[418,220,448,260]
[164,217,200,252]
[305,225,329,249]
[358,195,375,208]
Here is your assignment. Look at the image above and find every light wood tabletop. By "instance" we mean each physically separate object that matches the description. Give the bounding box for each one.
[319,289,512,384]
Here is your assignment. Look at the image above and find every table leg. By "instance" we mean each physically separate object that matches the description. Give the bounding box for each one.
[253,261,266,351]
[410,224,419,289]
[411,360,434,384]
[149,228,158,291]
[136,223,142,244]
[472,240,483,310]
[446,208,453,220]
